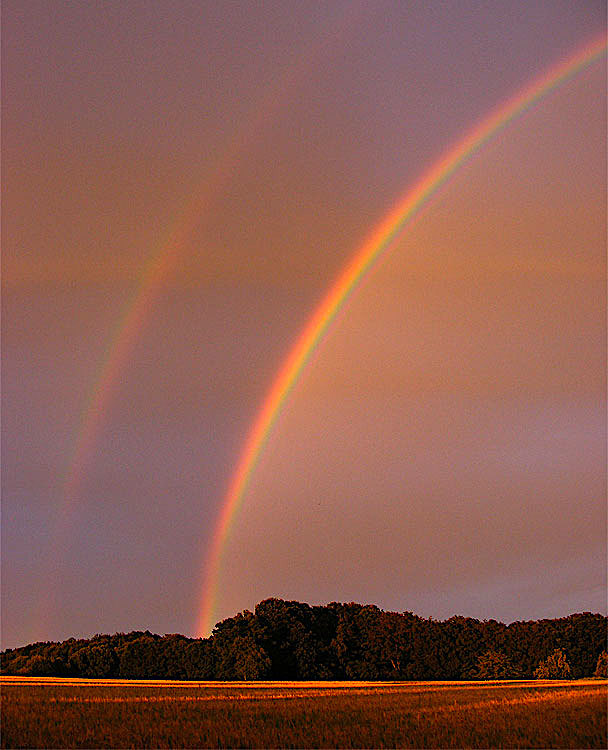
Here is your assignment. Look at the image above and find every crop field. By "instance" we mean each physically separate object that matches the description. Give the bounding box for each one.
[1,677,606,748]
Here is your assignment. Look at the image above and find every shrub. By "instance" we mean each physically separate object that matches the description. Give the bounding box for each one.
[473,650,520,679]
[533,648,571,679]
[593,650,607,678]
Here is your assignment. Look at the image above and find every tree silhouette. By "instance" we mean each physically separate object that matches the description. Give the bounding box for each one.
[1,601,605,680]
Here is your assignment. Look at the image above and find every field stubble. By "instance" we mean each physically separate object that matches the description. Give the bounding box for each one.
[1,678,606,749]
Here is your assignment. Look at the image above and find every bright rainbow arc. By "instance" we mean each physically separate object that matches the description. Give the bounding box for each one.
[197,34,607,637]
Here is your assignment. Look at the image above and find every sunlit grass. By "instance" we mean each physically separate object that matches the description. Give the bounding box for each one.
[1,678,606,748]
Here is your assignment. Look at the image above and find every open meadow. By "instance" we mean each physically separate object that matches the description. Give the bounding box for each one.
[1,677,606,748]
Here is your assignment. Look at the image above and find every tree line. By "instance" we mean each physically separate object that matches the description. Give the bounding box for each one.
[2,599,606,680]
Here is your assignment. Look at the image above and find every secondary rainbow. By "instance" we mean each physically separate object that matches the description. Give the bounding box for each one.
[56,2,365,520]
[32,8,368,640]
[197,34,607,637]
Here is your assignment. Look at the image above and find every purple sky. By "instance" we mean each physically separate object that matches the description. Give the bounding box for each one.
[2,1,606,649]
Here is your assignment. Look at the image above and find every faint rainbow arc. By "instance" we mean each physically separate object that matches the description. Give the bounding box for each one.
[58,0,370,515]
[197,34,607,637]
[35,3,369,641]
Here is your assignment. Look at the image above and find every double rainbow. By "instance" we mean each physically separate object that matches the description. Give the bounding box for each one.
[196,34,607,637]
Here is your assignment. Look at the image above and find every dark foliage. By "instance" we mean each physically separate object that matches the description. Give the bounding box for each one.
[1,600,605,680]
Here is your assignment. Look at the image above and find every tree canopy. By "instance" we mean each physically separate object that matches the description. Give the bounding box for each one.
[2,600,605,681]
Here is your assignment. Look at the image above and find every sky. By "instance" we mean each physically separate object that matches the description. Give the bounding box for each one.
[2,1,606,650]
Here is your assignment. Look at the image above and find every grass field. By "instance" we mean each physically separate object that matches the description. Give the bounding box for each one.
[1,677,606,748]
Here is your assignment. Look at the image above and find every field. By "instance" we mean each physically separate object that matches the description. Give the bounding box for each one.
[1,677,606,748]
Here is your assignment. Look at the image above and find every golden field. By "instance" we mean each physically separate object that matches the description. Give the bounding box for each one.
[1,677,606,748]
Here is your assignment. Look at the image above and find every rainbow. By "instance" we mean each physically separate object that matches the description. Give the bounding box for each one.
[34,5,368,640]
[196,34,607,637]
